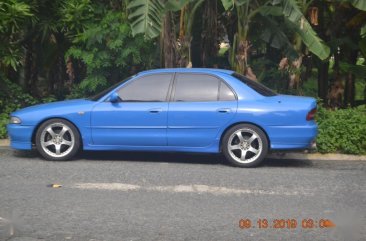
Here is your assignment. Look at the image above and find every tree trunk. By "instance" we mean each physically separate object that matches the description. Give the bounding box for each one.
[342,49,358,107]
[201,0,218,67]
[24,41,33,92]
[24,39,39,97]
[315,0,330,102]
[160,11,176,68]
[234,4,250,75]
[317,60,329,102]
[344,72,355,107]
[302,55,312,82]
[177,6,190,67]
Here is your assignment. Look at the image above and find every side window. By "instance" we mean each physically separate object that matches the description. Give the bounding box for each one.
[219,81,236,101]
[118,74,172,102]
[173,74,219,102]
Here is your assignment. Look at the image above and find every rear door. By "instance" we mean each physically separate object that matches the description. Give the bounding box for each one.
[167,73,237,147]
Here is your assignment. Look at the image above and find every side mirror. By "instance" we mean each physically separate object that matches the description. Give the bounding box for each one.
[109,92,120,103]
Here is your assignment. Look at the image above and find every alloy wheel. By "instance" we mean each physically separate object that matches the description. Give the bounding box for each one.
[40,122,75,158]
[227,128,263,164]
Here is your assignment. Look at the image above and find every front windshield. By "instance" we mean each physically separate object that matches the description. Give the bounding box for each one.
[88,76,134,101]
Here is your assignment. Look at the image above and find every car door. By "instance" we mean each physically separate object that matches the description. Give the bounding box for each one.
[91,73,173,146]
[168,73,237,147]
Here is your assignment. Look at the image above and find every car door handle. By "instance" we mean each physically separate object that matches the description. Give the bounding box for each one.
[217,108,231,113]
[148,108,163,113]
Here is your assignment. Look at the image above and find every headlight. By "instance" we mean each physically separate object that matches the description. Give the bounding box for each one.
[10,116,21,124]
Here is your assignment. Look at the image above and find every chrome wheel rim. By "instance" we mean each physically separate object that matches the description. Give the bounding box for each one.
[40,123,75,158]
[227,128,262,164]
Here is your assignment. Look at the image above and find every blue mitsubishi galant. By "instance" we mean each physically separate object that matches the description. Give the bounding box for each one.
[7,68,317,167]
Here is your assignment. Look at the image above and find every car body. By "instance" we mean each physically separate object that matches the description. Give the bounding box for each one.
[7,68,317,167]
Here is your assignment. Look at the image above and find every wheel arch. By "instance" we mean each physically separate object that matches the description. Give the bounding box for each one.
[31,117,83,149]
[219,122,271,152]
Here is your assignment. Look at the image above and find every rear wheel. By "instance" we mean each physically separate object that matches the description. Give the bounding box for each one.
[222,124,268,167]
[35,119,80,161]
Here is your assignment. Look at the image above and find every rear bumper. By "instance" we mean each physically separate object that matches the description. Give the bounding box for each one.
[7,124,34,150]
[267,123,318,150]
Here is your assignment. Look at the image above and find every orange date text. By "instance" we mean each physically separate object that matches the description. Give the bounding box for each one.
[239,218,336,229]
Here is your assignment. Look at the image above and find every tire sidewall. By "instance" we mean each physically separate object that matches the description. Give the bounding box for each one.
[35,118,80,161]
[222,124,268,167]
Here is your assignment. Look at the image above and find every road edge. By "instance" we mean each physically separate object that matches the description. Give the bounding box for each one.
[1,139,365,161]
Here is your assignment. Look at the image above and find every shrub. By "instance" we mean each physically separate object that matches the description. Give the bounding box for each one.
[316,105,366,155]
[0,77,56,139]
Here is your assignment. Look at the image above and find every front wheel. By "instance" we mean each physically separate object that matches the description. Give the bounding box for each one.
[35,119,80,161]
[222,124,268,167]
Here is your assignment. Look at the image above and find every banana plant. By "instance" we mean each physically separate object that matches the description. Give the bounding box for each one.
[348,0,366,11]
[127,0,331,72]
[127,0,165,39]
[222,0,331,77]
[127,0,204,66]
[127,0,195,39]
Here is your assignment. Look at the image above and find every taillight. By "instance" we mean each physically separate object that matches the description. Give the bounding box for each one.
[306,108,317,121]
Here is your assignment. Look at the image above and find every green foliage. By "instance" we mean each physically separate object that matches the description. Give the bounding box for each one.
[127,0,165,38]
[0,77,37,138]
[0,0,33,70]
[221,0,250,10]
[0,113,8,138]
[273,0,330,60]
[350,0,366,11]
[61,0,94,34]
[316,105,366,155]
[339,61,366,77]
[0,76,56,138]
[66,9,155,97]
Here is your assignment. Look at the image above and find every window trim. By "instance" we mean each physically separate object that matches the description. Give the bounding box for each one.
[170,72,238,102]
[218,79,237,101]
[115,73,174,102]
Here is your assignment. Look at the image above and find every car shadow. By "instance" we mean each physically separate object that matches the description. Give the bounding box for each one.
[77,151,225,166]
[262,158,313,167]
[10,149,313,168]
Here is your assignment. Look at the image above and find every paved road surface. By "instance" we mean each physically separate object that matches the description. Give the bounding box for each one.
[0,149,365,241]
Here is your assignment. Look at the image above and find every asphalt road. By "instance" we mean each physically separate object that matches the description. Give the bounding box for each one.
[0,149,365,241]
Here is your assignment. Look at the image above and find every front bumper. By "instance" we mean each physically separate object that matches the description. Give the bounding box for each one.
[6,124,34,150]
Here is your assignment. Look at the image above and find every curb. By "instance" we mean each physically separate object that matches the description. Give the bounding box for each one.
[1,139,365,161]
[268,152,366,161]
[0,139,9,147]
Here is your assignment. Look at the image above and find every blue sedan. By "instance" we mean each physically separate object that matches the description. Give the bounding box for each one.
[7,68,317,167]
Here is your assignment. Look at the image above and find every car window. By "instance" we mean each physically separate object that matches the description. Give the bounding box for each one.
[219,81,236,101]
[118,74,172,102]
[173,74,220,102]
[232,73,277,97]
[89,76,134,101]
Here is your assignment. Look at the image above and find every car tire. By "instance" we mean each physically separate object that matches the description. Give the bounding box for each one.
[35,119,80,161]
[222,124,268,167]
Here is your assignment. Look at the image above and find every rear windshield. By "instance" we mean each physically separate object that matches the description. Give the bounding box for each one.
[232,73,277,97]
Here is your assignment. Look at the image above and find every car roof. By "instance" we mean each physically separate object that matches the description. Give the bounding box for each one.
[138,68,234,75]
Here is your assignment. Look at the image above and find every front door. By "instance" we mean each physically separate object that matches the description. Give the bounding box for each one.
[168,73,237,147]
[91,73,173,146]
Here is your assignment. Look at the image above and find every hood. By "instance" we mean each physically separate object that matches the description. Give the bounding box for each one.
[13,99,94,115]
[11,99,96,125]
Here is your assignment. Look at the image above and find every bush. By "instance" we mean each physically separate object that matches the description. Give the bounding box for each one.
[0,77,56,139]
[316,105,366,155]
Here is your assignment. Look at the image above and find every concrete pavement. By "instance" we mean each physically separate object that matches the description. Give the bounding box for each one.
[0,148,365,240]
